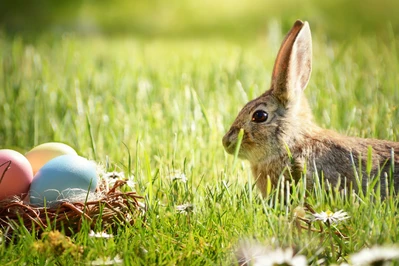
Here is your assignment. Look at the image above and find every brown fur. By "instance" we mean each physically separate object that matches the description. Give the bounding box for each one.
[222,20,399,197]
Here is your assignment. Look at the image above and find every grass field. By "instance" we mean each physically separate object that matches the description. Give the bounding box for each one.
[1,20,399,265]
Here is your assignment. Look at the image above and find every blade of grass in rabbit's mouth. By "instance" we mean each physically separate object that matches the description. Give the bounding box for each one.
[232,128,244,170]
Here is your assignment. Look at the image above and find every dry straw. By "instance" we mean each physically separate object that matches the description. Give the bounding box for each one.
[0,180,144,235]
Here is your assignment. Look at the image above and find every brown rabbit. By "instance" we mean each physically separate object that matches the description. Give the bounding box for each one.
[222,20,399,197]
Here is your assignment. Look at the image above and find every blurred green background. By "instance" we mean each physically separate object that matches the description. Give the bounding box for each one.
[1,0,398,40]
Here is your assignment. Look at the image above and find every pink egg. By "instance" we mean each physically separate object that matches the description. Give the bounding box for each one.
[0,149,34,200]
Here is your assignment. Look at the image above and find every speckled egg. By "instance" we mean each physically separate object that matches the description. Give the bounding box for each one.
[25,142,77,175]
[29,154,98,206]
[0,149,33,200]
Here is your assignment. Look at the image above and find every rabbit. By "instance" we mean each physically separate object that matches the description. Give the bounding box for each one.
[222,20,399,198]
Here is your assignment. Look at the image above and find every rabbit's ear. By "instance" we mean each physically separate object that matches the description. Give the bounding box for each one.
[270,20,312,106]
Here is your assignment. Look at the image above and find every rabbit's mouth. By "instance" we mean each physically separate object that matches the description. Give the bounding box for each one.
[223,140,249,160]
[222,130,245,156]
[223,140,238,155]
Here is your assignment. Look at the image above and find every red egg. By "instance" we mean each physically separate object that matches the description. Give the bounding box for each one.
[0,149,34,200]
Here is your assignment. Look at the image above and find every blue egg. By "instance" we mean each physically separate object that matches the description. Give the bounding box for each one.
[29,155,98,206]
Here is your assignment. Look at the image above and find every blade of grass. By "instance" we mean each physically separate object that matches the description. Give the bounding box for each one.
[86,114,97,161]
[232,128,244,172]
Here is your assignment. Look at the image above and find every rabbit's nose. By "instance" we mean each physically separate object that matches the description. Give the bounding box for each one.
[222,133,232,149]
[222,128,238,151]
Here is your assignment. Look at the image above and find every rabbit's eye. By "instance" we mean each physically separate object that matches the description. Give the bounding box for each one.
[252,110,268,123]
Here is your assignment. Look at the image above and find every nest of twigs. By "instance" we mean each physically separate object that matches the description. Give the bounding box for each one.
[0,180,144,236]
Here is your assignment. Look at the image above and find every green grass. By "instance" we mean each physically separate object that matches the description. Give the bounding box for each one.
[1,24,399,265]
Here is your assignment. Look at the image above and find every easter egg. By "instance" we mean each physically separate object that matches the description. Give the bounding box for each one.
[29,155,98,206]
[0,149,33,200]
[25,142,77,175]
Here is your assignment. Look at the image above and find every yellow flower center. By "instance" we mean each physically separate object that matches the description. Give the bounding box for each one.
[325,210,333,217]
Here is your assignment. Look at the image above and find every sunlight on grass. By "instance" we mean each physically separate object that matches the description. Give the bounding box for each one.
[1,21,399,264]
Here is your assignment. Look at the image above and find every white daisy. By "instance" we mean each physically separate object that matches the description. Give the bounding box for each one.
[90,255,123,265]
[350,246,399,266]
[312,210,350,224]
[175,203,194,214]
[125,179,136,190]
[237,242,307,266]
[104,171,125,180]
[169,170,187,183]
[102,171,136,190]
[88,230,113,239]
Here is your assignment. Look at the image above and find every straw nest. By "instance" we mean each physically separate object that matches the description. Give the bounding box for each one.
[0,180,144,236]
